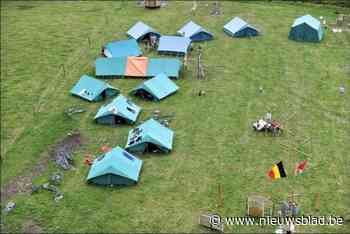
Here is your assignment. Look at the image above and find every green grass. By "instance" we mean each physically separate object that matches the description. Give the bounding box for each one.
[1,1,350,233]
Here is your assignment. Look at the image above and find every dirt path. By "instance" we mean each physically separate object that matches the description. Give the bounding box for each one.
[1,154,49,203]
[1,132,82,203]
[21,219,43,233]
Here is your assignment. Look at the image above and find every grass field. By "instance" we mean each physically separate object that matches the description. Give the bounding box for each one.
[1,1,350,233]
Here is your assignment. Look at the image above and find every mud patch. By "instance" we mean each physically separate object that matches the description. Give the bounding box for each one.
[1,155,49,203]
[22,220,43,234]
[1,132,83,203]
[51,132,82,170]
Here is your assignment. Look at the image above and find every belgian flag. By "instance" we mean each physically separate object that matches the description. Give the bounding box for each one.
[267,161,287,180]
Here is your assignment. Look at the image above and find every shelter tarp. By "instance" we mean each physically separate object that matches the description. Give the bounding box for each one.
[127,21,161,41]
[103,39,142,58]
[87,146,143,186]
[95,57,182,79]
[70,75,119,102]
[131,73,179,101]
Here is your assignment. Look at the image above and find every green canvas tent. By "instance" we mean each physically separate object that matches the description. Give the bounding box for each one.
[289,15,324,42]
[86,146,143,186]
[94,95,141,125]
[70,75,119,102]
[130,73,179,101]
[125,118,174,153]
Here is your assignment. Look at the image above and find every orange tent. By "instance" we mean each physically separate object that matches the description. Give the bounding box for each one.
[125,57,149,77]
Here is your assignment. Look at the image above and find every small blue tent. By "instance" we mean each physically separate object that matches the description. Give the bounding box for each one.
[177,21,213,42]
[94,95,141,125]
[70,75,119,102]
[103,39,142,58]
[86,146,143,186]
[127,21,161,41]
[130,73,179,101]
[224,17,259,38]
[125,118,174,153]
[289,15,324,42]
[157,36,191,55]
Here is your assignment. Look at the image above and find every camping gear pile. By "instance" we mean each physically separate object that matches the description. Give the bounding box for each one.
[252,118,283,136]
[51,132,82,170]
[64,106,86,118]
[31,172,64,202]
[2,202,16,214]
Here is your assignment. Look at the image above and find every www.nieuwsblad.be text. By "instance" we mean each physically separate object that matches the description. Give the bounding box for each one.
[209,215,345,226]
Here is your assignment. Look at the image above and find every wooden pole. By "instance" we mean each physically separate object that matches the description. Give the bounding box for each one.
[315,192,320,212]
[218,183,223,208]
[87,37,91,48]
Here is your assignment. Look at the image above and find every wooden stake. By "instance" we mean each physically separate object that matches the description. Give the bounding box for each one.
[87,37,91,48]
[218,183,223,208]
[315,192,320,212]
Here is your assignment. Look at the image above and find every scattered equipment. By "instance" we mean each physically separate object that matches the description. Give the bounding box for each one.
[64,106,86,118]
[3,201,16,214]
[252,118,283,136]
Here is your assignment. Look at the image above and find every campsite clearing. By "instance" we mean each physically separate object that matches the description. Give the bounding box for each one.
[1,1,349,233]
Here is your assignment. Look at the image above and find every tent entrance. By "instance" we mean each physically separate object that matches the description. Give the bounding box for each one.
[101,90,107,99]
[134,89,155,101]
[114,116,127,125]
[145,143,162,153]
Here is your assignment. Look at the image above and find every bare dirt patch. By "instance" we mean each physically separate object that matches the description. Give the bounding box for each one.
[1,132,82,203]
[22,219,43,234]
